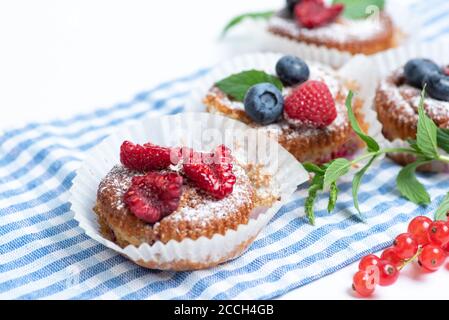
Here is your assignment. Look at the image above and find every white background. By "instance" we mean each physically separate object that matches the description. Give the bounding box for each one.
[1,0,448,299]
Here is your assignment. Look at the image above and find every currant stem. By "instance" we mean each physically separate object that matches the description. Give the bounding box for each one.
[398,247,423,271]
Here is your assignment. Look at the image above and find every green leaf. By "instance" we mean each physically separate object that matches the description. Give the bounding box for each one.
[215,70,283,101]
[345,91,380,152]
[407,139,422,153]
[416,88,439,159]
[303,162,325,174]
[437,128,449,154]
[324,158,351,188]
[352,155,378,214]
[328,182,339,213]
[221,11,275,37]
[435,192,449,221]
[396,160,432,205]
[305,174,324,225]
[333,0,385,20]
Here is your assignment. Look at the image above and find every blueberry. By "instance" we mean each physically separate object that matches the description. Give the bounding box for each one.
[286,0,300,15]
[404,58,441,88]
[276,55,310,86]
[244,83,284,125]
[423,72,449,102]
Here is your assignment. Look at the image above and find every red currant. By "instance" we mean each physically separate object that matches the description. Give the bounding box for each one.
[352,271,377,297]
[444,243,449,255]
[407,216,432,246]
[418,244,446,271]
[380,247,403,268]
[358,254,381,274]
[428,221,449,247]
[393,233,419,260]
[378,261,400,286]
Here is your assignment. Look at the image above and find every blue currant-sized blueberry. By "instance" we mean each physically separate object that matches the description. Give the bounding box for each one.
[404,58,440,88]
[244,83,284,125]
[424,72,449,102]
[286,0,300,14]
[276,55,310,86]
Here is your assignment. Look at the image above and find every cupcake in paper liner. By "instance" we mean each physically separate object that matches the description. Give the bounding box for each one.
[187,52,386,165]
[372,41,449,172]
[267,0,405,55]
[70,113,307,271]
[223,1,412,58]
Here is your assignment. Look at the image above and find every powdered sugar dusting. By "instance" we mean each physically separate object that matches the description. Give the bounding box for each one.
[268,14,385,44]
[97,160,278,228]
[379,68,449,125]
[164,163,253,226]
[98,165,135,211]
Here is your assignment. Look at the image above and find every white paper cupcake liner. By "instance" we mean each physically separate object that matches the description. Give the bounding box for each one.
[371,40,449,78]
[186,52,388,158]
[69,113,308,270]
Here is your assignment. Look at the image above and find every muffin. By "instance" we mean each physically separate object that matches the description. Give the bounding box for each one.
[375,58,449,171]
[94,141,279,270]
[203,55,368,164]
[267,0,397,55]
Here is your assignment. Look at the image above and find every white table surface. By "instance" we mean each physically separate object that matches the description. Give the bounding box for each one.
[1,0,448,300]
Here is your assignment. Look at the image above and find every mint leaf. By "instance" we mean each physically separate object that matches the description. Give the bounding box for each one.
[328,182,339,213]
[333,0,385,20]
[303,162,325,174]
[396,160,431,205]
[437,128,449,154]
[345,91,380,152]
[435,192,449,221]
[324,158,351,188]
[305,174,324,225]
[222,11,274,37]
[416,88,439,159]
[352,155,378,214]
[408,139,422,153]
[215,70,283,101]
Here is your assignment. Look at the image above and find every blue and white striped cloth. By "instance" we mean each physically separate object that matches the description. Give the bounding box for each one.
[1,1,449,300]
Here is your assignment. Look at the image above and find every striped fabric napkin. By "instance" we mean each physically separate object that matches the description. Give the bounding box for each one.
[1,0,449,300]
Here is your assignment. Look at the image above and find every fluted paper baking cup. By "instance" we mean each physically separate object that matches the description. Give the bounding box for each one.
[69,113,308,270]
[186,52,387,154]
[371,40,449,77]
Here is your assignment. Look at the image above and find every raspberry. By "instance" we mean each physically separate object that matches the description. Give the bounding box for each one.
[120,141,174,172]
[284,80,337,128]
[124,171,183,223]
[294,0,344,29]
[182,145,236,199]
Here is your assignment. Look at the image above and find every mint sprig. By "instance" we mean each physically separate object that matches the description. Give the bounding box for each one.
[221,11,275,37]
[304,88,449,225]
[215,70,283,102]
[345,92,380,152]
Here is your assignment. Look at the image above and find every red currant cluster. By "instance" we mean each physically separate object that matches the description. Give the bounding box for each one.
[352,216,449,297]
